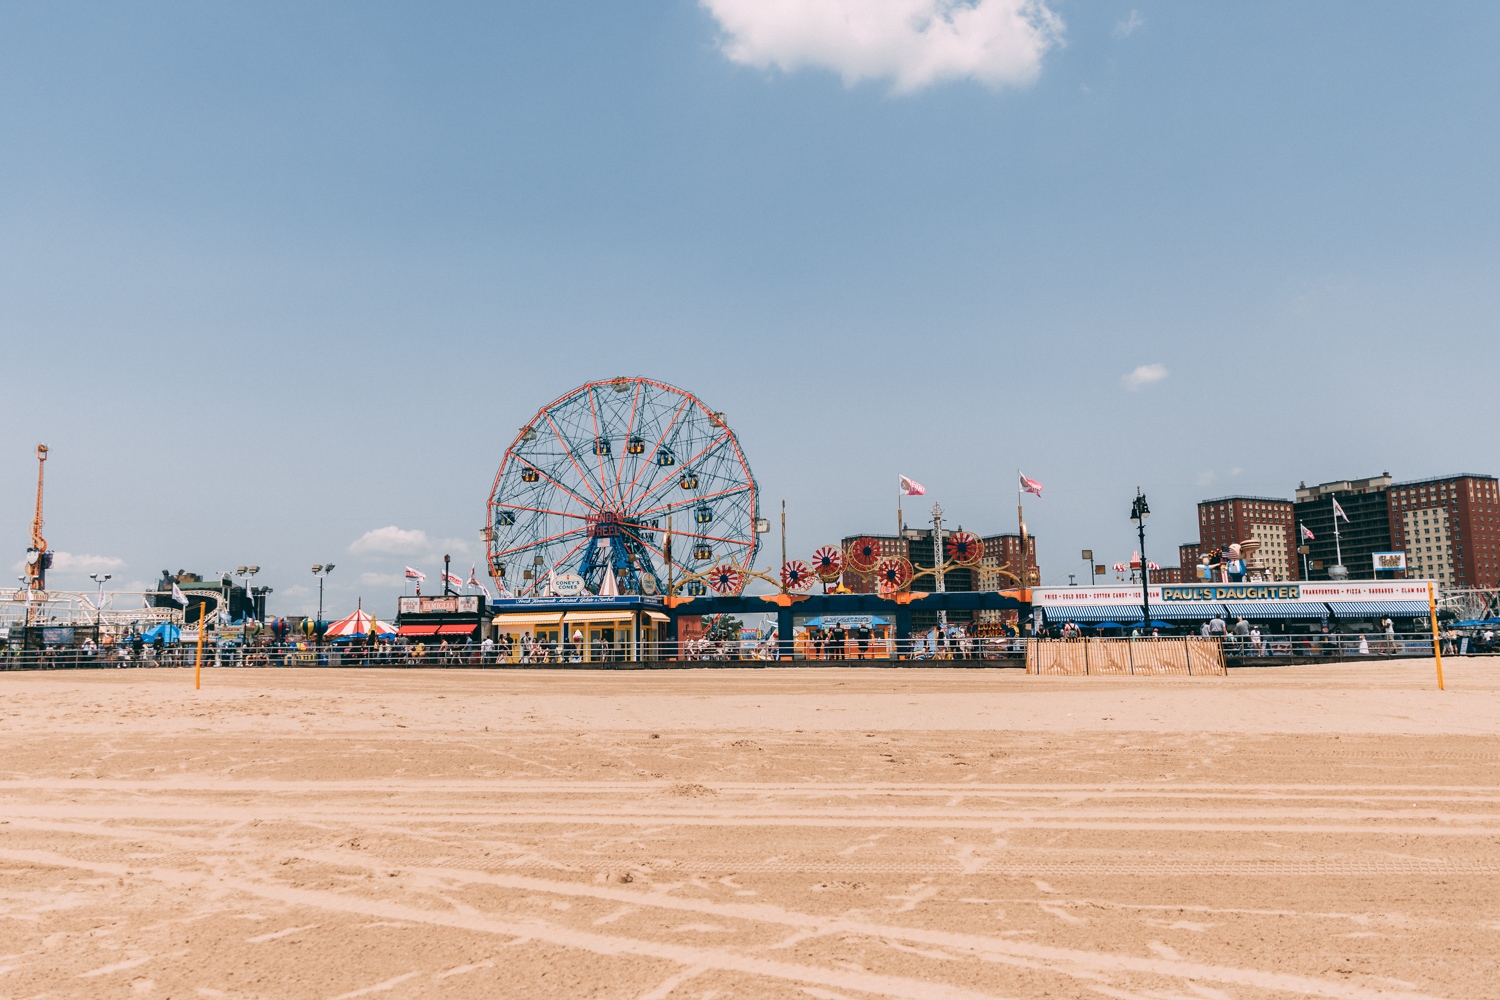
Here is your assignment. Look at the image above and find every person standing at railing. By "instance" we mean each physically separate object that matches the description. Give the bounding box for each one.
[829,622,846,660]
[856,622,871,659]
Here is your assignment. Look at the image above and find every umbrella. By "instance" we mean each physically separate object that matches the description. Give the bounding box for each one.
[1091,622,1124,629]
[325,609,396,638]
[1125,620,1174,629]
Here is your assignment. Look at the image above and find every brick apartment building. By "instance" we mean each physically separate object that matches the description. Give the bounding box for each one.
[1162,472,1499,587]
[1170,496,1297,582]
[1386,473,1500,587]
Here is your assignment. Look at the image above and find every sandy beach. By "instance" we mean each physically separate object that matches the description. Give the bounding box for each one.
[2,660,1497,998]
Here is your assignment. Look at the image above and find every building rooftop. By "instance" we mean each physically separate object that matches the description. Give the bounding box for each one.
[1391,473,1498,487]
[1199,495,1293,505]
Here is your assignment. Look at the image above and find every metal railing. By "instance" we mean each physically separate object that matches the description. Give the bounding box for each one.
[3,629,1484,670]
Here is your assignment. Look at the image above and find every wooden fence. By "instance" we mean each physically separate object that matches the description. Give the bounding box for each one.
[1025,637,1225,676]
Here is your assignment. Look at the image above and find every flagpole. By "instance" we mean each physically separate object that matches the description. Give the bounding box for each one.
[1299,522,1310,581]
[1332,498,1344,575]
[1017,469,1026,584]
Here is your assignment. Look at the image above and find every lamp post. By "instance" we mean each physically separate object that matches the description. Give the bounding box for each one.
[1130,490,1151,633]
[1082,549,1094,586]
[236,565,260,622]
[311,564,334,636]
[89,573,111,625]
[931,502,946,629]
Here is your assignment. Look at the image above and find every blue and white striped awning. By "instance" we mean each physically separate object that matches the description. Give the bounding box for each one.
[1326,601,1432,619]
[1040,605,1144,623]
[1223,601,1327,620]
[1150,602,1228,620]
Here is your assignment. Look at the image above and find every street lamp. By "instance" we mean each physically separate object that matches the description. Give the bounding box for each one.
[236,565,260,622]
[1130,490,1151,634]
[89,573,111,625]
[311,564,334,635]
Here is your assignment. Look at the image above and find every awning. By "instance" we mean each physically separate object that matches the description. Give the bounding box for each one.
[1223,602,1327,620]
[1040,605,1144,623]
[1326,601,1432,619]
[1150,602,1228,620]
[397,624,440,636]
[562,610,638,624]
[491,613,564,628]
[436,623,476,635]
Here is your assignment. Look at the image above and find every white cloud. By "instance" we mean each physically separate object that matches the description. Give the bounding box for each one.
[359,572,405,587]
[1113,9,1144,38]
[1121,363,1168,389]
[348,526,470,558]
[10,551,126,576]
[702,0,1064,93]
[349,526,431,555]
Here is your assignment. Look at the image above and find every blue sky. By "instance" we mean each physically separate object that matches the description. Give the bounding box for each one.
[2,1,1497,614]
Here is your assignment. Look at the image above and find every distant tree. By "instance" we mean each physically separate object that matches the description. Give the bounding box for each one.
[702,614,743,642]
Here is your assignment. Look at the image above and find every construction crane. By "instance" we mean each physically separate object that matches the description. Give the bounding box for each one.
[24,444,50,593]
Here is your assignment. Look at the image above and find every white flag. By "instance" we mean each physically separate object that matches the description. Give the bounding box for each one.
[466,564,491,599]
[171,582,188,607]
[1332,498,1349,522]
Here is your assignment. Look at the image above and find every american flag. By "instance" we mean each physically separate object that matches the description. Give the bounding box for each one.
[1300,524,1315,541]
[1019,472,1043,497]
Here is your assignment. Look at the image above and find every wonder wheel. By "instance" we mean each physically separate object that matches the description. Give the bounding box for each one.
[487,378,760,596]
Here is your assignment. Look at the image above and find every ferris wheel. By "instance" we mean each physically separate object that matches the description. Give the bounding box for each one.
[486,378,761,597]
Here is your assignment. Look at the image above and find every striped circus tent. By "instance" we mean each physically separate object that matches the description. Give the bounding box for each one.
[324,609,396,638]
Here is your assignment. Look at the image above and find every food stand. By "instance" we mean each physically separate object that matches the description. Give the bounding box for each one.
[489,596,669,663]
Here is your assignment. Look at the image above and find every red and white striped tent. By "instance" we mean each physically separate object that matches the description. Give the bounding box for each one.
[324,609,396,638]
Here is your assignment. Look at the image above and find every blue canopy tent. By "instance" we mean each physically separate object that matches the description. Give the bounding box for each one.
[1125,621,1175,630]
[140,622,181,644]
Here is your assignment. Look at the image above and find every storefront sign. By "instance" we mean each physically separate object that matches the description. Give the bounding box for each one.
[551,574,586,597]
[398,596,479,615]
[1372,552,1407,571]
[1034,580,1435,607]
[1160,584,1301,602]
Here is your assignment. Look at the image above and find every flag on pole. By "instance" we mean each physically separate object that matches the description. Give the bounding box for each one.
[899,475,926,496]
[171,582,188,607]
[404,567,426,581]
[466,565,491,599]
[444,572,464,591]
[1019,472,1044,497]
[1300,523,1315,541]
[1332,498,1349,522]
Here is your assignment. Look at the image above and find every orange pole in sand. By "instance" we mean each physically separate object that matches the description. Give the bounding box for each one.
[194,603,207,690]
[1427,581,1443,691]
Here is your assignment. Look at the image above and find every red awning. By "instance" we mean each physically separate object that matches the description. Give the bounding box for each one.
[436,624,476,635]
[398,624,441,636]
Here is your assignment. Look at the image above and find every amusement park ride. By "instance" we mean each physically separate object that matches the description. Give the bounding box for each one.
[22,445,51,622]
[484,378,1030,604]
